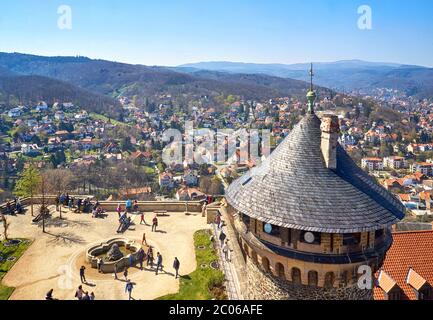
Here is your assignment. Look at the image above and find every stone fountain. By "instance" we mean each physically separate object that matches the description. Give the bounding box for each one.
[86,238,141,273]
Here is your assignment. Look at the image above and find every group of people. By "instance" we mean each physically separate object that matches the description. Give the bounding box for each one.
[55,194,100,215]
[74,285,96,300]
[216,212,231,262]
[3,198,24,215]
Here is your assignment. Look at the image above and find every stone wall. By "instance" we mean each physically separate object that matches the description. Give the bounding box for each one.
[4,196,203,213]
[246,259,373,300]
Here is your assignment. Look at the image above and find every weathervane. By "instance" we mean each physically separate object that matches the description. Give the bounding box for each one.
[306,63,316,114]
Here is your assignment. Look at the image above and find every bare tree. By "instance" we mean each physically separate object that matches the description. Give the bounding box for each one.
[44,169,73,219]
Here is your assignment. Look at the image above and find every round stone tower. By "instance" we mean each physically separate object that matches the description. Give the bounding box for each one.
[225,69,405,300]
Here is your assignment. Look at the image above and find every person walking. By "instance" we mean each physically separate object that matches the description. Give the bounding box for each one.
[142,232,147,245]
[116,203,122,218]
[114,263,118,280]
[173,257,180,279]
[123,267,129,281]
[219,230,226,247]
[97,258,104,273]
[90,292,95,300]
[146,246,154,268]
[79,266,86,283]
[222,241,230,261]
[152,216,158,232]
[140,212,146,225]
[125,280,134,300]
[75,285,84,300]
[155,252,163,275]
[137,248,145,270]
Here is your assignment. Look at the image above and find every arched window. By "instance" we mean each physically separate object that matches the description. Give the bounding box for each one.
[275,263,285,279]
[261,257,270,272]
[341,270,351,286]
[291,267,302,284]
[324,272,335,289]
[308,270,318,287]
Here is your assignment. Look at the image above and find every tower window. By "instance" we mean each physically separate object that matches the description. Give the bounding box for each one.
[291,268,302,285]
[308,270,318,287]
[324,272,335,289]
[343,233,361,246]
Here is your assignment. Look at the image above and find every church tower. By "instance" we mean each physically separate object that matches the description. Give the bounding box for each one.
[225,65,405,300]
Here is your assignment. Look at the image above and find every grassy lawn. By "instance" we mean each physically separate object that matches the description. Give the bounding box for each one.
[158,230,226,300]
[0,239,32,300]
[90,112,126,126]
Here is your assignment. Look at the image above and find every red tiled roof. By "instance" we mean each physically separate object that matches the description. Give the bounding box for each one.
[374,231,433,300]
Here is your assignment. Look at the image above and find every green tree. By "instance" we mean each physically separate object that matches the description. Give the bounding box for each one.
[14,166,42,217]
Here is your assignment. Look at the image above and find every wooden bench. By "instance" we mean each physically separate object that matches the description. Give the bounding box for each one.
[154,210,168,217]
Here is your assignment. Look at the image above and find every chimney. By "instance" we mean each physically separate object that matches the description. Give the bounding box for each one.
[320,114,340,170]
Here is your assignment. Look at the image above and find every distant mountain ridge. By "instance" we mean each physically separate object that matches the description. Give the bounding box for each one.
[178,60,433,98]
[0,52,333,119]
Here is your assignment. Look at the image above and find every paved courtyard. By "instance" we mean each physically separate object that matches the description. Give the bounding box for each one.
[2,206,208,300]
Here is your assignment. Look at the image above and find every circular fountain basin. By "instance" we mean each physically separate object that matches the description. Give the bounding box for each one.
[86,238,141,273]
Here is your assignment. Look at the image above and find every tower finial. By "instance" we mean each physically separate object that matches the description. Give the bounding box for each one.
[309,62,314,91]
[307,63,316,114]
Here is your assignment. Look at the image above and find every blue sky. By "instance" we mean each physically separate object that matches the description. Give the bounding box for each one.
[0,0,432,66]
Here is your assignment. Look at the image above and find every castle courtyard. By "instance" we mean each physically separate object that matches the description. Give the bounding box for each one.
[1,206,209,300]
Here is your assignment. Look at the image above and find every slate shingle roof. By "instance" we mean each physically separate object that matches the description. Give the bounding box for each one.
[226,113,405,233]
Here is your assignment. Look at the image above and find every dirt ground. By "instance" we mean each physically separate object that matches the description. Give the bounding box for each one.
[2,206,209,300]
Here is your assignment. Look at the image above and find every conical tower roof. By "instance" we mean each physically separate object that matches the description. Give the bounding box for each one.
[225,113,405,233]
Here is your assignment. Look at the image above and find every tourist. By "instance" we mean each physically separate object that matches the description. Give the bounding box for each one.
[90,292,95,300]
[137,247,145,270]
[129,254,135,267]
[97,258,104,273]
[142,232,147,245]
[55,195,60,212]
[146,246,154,268]
[152,216,158,232]
[5,201,12,215]
[114,263,118,280]
[123,267,129,281]
[82,292,90,300]
[75,199,82,213]
[45,289,54,300]
[219,230,226,247]
[173,257,180,279]
[68,198,73,211]
[125,280,134,300]
[215,214,221,229]
[140,212,146,225]
[155,252,163,275]
[75,285,84,300]
[125,199,132,213]
[116,203,122,218]
[222,241,229,261]
[133,200,139,213]
[79,265,86,283]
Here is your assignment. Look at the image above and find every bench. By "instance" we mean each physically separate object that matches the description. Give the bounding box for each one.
[154,210,168,217]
